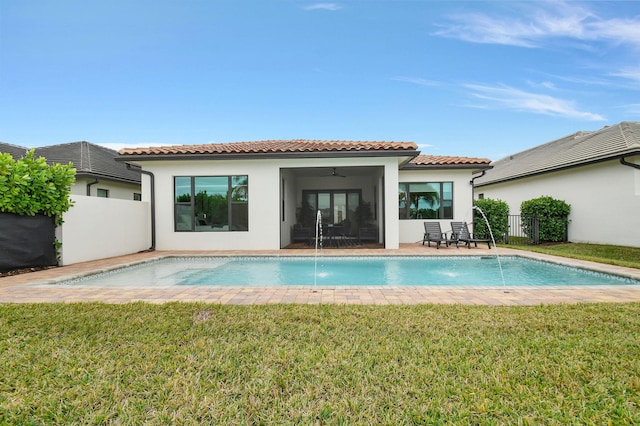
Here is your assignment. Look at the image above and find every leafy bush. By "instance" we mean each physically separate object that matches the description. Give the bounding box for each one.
[0,150,76,224]
[520,196,571,242]
[473,198,509,242]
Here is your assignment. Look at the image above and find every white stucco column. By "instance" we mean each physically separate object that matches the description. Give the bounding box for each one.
[383,161,400,249]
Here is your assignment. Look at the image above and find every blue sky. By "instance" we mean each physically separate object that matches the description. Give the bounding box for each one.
[1,1,639,160]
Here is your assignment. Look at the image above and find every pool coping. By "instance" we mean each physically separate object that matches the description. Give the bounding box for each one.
[1,244,640,305]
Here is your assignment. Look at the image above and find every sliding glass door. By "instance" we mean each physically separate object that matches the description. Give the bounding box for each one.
[303,190,360,235]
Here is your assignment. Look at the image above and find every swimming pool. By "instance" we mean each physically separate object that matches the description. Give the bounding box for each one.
[60,256,640,288]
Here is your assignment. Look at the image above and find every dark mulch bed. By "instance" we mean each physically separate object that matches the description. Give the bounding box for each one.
[0,266,58,278]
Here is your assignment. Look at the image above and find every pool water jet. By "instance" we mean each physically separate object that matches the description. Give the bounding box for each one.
[313,210,323,291]
[473,205,507,291]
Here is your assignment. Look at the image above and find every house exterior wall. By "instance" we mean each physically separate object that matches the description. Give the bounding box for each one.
[58,195,151,265]
[397,169,476,244]
[143,159,279,250]
[475,156,640,247]
[72,177,141,201]
[140,156,407,250]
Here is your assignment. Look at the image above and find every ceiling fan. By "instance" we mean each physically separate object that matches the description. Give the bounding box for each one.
[325,167,346,178]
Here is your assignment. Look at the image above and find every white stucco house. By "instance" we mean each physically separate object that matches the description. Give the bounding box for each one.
[473,121,640,248]
[116,140,492,251]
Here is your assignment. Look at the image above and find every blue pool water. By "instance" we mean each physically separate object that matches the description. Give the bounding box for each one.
[62,256,639,287]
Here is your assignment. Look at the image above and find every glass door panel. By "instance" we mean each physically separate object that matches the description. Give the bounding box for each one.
[318,193,331,222]
[333,193,346,224]
[347,192,360,235]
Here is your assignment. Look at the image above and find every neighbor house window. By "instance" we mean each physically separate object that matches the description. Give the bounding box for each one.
[398,182,453,219]
[174,176,248,232]
[97,188,109,198]
[133,193,142,201]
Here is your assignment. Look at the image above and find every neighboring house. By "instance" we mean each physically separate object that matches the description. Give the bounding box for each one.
[1,141,141,201]
[0,142,28,160]
[117,140,491,250]
[473,121,640,248]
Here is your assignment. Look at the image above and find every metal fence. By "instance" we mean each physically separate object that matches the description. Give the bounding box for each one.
[488,215,569,245]
[504,215,540,245]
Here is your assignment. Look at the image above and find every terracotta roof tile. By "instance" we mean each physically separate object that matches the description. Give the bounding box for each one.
[408,155,492,166]
[118,140,418,156]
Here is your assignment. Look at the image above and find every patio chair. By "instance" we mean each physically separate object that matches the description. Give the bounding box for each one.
[422,222,452,249]
[450,222,465,245]
[291,224,314,245]
[456,222,491,249]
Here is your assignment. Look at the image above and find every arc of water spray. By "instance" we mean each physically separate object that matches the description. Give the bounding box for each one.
[313,210,322,291]
[473,206,507,290]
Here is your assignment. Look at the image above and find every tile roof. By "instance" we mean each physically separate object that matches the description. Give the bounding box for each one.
[475,121,640,186]
[117,139,418,156]
[407,155,492,166]
[3,141,140,183]
[36,141,140,183]
[0,142,29,160]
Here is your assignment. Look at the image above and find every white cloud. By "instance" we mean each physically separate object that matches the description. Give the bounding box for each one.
[462,83,606,121]
[611,66,640,83]
[621,103,640,115]
[526,80,557,90]
[304,3,342,11]
[391,76,441,87]
[434,1,640,48]
[416,143,434,151]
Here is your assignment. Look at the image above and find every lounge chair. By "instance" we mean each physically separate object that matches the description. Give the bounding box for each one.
[456,222,491,249]
[450,222,464,244]
[291,224,314,245]
[422,222,452,249]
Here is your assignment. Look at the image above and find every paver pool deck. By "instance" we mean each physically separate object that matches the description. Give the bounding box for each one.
[1,244,639,305]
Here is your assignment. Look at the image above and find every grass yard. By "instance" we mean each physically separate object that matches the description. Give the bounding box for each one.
[1,302,639,424]
[506,243,640,270]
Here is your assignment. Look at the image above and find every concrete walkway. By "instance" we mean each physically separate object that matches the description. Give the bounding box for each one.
[1,244,639,305]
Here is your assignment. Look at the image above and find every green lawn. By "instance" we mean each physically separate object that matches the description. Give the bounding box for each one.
[505,243,640,269]
[2,303,639,424]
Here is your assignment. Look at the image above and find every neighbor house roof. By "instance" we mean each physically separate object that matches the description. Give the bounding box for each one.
[474,121,640,187]
[117,140,419,159]
[0,142,29,160]
[35,141,141,184]
[403,154,492,169]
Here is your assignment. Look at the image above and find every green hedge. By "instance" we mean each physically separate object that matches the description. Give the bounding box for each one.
[0,150,76,224]
[473,199,509,242]
[520,196,571,242]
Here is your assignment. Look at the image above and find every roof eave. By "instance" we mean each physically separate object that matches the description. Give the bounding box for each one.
[402,163,493,171]
[475,149,640,187]
[115,150,422,162]
[75,171,141,185]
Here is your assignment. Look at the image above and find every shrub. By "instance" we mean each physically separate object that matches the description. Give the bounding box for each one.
[473,198,509,242]
[520,196,571,242]
[0,150,76,224]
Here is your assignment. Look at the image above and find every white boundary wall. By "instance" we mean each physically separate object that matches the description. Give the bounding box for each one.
[58,195,151,265]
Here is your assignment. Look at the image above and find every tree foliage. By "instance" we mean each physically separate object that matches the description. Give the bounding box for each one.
[520,196,571,242]
[0,150,76,223]
[472,198,509,242]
